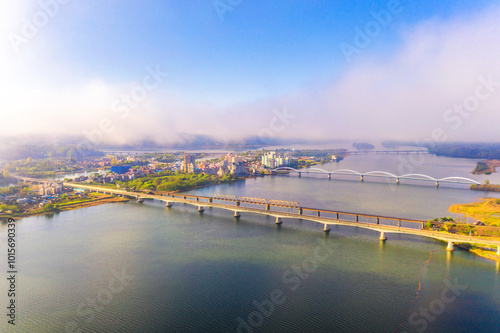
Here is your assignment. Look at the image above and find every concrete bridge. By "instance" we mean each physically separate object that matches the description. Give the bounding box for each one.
[12,175,55,185]
[64,183,500,253]
[272,167,481,188]
[346,150,429,155]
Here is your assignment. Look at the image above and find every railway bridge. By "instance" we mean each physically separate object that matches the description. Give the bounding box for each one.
[64,183,500,254]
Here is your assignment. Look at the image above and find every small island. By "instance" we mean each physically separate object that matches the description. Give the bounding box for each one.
[352,142,375,150]
[472,160,500,175]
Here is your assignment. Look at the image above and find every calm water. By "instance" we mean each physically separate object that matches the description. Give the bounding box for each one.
[1,154,499,333]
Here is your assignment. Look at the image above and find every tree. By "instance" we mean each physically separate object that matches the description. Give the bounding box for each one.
[43,203,56,212]
[0,204,19,213]
[426,221,433,229]
[484,179,490,185]
[2,169,10,178]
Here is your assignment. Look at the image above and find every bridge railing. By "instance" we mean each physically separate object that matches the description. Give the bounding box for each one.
[64,183,500,238]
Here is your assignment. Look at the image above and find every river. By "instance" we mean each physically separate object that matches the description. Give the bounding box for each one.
[0,154,499,332]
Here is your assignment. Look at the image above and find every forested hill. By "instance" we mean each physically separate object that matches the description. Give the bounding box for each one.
[427,143,500,159]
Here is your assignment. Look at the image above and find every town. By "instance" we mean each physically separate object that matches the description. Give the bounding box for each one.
[0,148,345,218]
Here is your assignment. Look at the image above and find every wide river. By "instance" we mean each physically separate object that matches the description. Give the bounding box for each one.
[1,154,500,332]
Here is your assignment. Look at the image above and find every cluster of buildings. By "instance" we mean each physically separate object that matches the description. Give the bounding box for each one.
[0,182,71,215]
[197,153,248,176]
[72,164,166,184]
[39,182,64,195]
[261,151,291,168]
[181,153,196,173]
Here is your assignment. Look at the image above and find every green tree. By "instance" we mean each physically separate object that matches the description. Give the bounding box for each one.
[2,169,10,178]
[43,203,55,212]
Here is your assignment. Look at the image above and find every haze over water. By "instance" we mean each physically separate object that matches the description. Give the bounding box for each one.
[1,154,499,332]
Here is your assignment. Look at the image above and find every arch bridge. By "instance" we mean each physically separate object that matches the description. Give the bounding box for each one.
[271,167,481,187]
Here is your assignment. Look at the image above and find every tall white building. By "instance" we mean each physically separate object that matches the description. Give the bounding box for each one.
[261,151,290,168]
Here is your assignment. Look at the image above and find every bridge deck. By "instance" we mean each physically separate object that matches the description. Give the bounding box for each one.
[64,183,500,247]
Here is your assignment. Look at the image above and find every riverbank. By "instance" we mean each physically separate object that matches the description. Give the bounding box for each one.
[470,184,500,192]
[2,194,129,220]
[449,198,500,226]
[456,243,500,262]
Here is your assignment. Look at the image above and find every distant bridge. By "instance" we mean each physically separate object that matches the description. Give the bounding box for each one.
[64,183,500,252]
[271,167,481,187]
[346,150,429,155]
[11,175,56,185]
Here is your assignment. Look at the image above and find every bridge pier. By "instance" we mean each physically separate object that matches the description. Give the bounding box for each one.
[209,198,213,203]
[360,175,364,182]
[379,232,387,241]
[137,198,144,203]
[165,202,173,208]
[236,201,240,207]
[265,204,270,211]
[328,173,331,180]
[317,211,320,217]
[376,217,380,224]
[275,217,283,224]
[298,172,301,178]
[323,224,331,232]
[234,211,240,218]
[446,241,454,252]
[299,208,303,215]
[396,178,400,185]
[198,206,204,213]
[436,181,440,188]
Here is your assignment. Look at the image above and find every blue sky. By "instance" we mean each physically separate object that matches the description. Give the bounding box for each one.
[1,0,500,144]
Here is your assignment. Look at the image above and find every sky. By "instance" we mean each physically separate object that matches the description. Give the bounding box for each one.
[1,0,500,146]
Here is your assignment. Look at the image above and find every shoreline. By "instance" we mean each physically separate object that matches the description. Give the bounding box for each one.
[3,195,129,220]
[5,178,500,264]
[456,243,500,262]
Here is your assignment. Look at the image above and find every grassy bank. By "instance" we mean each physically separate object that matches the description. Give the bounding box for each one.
[456,243,500,263]
[449,198,500,226]
[470,184,500,192]
[1,193,129,219]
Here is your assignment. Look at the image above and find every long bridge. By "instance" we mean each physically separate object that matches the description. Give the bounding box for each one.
[271,167,481,187]
[64,183,500,253]
[11,175,56,185]
[346,149,429,155]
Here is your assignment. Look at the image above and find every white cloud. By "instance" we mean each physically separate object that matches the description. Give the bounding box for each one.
[1,3,499,145]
